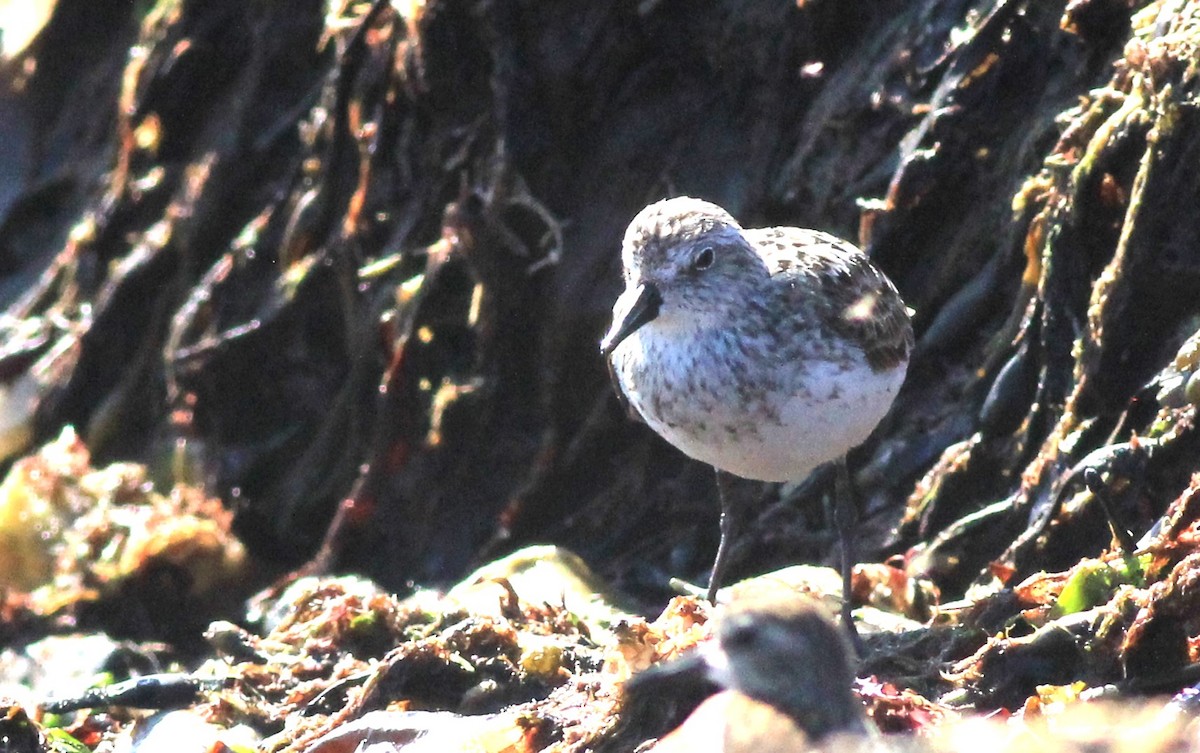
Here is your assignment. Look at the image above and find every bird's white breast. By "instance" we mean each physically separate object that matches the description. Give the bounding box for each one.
[612,325,906,483]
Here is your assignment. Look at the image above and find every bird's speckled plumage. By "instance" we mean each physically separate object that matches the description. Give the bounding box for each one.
[602,197,913,483]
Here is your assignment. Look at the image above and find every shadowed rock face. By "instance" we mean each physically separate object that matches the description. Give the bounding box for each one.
[4,3,1200,699]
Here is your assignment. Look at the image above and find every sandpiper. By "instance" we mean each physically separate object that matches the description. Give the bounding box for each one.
[600,197,912,635]
[627,595,872,752]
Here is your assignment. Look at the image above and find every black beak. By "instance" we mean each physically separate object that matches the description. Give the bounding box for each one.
[600,282,662,357]
[623,649,722,702]
[621,649,723,736]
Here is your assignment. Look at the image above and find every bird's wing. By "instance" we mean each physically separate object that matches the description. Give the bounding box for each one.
[744,227,914,373]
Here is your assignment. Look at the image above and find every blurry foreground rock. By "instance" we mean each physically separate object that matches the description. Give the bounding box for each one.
[0,427,249,646]
[5,550,1199,752]
[20,547,699,752]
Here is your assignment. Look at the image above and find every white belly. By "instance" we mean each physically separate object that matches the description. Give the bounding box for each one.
[613,328,906,483]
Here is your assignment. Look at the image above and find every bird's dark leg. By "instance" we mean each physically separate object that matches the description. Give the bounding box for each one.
[834,457,863,651]
[1083,468,1138,555]
[707,469,743,603]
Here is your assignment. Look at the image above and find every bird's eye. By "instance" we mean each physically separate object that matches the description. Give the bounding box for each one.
[692,247,715,271]
[722,618,757,648]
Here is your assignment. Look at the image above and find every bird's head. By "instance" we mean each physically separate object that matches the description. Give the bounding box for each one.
[601,197,767,356]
